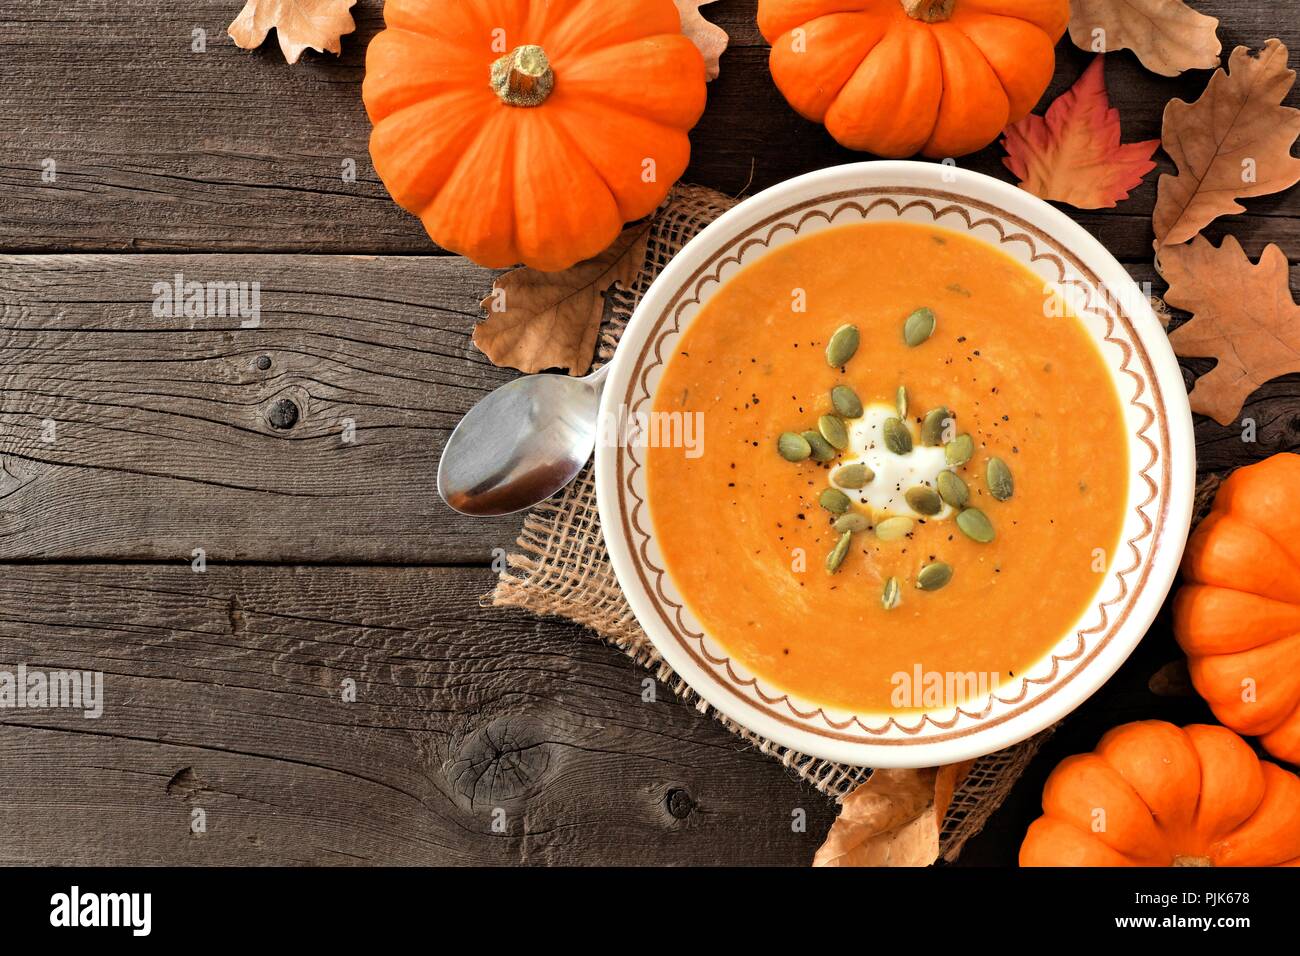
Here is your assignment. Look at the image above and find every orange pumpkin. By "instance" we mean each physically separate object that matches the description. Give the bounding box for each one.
[757,0,1069,158]
[1021,721,1300,866]
[1174,453,1300,765]
[362,0,707,271]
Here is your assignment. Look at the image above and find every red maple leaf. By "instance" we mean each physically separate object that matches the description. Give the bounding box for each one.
[1001,56,1159,209]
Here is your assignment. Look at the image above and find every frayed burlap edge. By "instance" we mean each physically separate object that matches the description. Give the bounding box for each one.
[492,464,1051,860]
[488,184,1065,862]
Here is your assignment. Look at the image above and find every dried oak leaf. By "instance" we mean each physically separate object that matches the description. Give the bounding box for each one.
[228,0,357,65]
[1161,234,1300,425]
[676,0,729,80]
[1068,0,1220,77]
[1154,39,1300,248]
[813,761,972,867]
[473,223,651,376]
[1002,57,1159,210]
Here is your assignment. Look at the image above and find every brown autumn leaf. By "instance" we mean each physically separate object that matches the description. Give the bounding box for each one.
[813,761,972,867]
[1002,56,1159,209]
[228,0,357,64]
[676,0,729,80]
[1160,234,1300,425]
[1068,0,1220,77]
[1154,39,1300,248]
[474,223,651,376]
[1149,658,1195,697]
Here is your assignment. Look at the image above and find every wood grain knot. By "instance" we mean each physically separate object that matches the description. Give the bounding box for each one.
[665,788,696,819]
[165,767,210,803]
[448,717,553,808]
[267,398,299,430]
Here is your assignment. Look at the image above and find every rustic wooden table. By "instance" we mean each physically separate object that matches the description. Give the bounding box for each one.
[0,0,1295,866]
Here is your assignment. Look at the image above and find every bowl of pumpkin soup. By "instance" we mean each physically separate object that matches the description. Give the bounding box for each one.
[595,162,1194,768]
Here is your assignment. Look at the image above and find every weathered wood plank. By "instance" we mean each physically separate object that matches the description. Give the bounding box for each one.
[0,563,836,865]
[0,0,1295,258]
[0,253,528,563]
[2,255,1296,564]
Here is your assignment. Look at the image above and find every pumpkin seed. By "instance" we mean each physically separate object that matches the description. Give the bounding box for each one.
[987,456,1014,501]
[945,433,974,467]
[905,486,942,516]
[882,417,912,455]
[835,462,874,489]
[896,385,908,419]
[819,487,852,514]
[833,512,871,534]
[936,470,969,508]
[916,562,953,591]
[831,385,863,419]
[802,430,835,463]
[874,516,914,541]
[825,324,860,367]
[777,432,811,462]
[903,307,936,347]
[881,577,901,611]
[956,507,995,543]
[825,531,853,574]
[921,406,952,446]
[818,414,849,450]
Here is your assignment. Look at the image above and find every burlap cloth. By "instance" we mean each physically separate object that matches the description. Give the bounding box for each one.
[491,184,1078,861]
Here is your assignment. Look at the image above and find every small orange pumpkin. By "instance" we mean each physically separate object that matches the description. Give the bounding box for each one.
[1021,721,1300,866]
[1174,453,1300,765]
[363,0,707,271]
[757,0,1069,158]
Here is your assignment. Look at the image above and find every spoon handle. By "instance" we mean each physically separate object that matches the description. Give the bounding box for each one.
[586,363,611,390]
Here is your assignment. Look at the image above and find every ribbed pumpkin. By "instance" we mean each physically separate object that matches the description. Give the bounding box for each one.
[1174,453,1300,765]
[757,0,1069,158]
[1021,721,1300,866]
[363,0,707,271]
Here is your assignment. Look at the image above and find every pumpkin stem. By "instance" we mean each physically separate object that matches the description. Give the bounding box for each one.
[901,0,955,22]
[1172,855,1214,867]
[491,44,555,108]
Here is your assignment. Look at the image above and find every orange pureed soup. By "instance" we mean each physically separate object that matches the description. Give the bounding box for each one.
[645,221,1128,714]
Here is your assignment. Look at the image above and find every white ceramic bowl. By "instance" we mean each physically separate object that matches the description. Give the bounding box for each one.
[595,161,1195,768]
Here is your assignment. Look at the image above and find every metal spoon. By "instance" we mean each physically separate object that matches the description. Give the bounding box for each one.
[437,365,609,516]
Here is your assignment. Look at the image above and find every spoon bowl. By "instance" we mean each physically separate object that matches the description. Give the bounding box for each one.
[437,367,607,516]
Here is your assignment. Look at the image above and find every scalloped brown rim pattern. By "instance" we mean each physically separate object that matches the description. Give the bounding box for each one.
[614,187,1170,745]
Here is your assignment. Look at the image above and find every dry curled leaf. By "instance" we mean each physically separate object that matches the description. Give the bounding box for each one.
[228,0,357,64]
[813,761,972,867]
[474,224,651,376]
[1002,57,1159,210]
[1069,0,1220,77]
[1161,234,1300,425]
[1149,658,1195,697]
[1154,39,1300,248]
[676,0,729,80]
